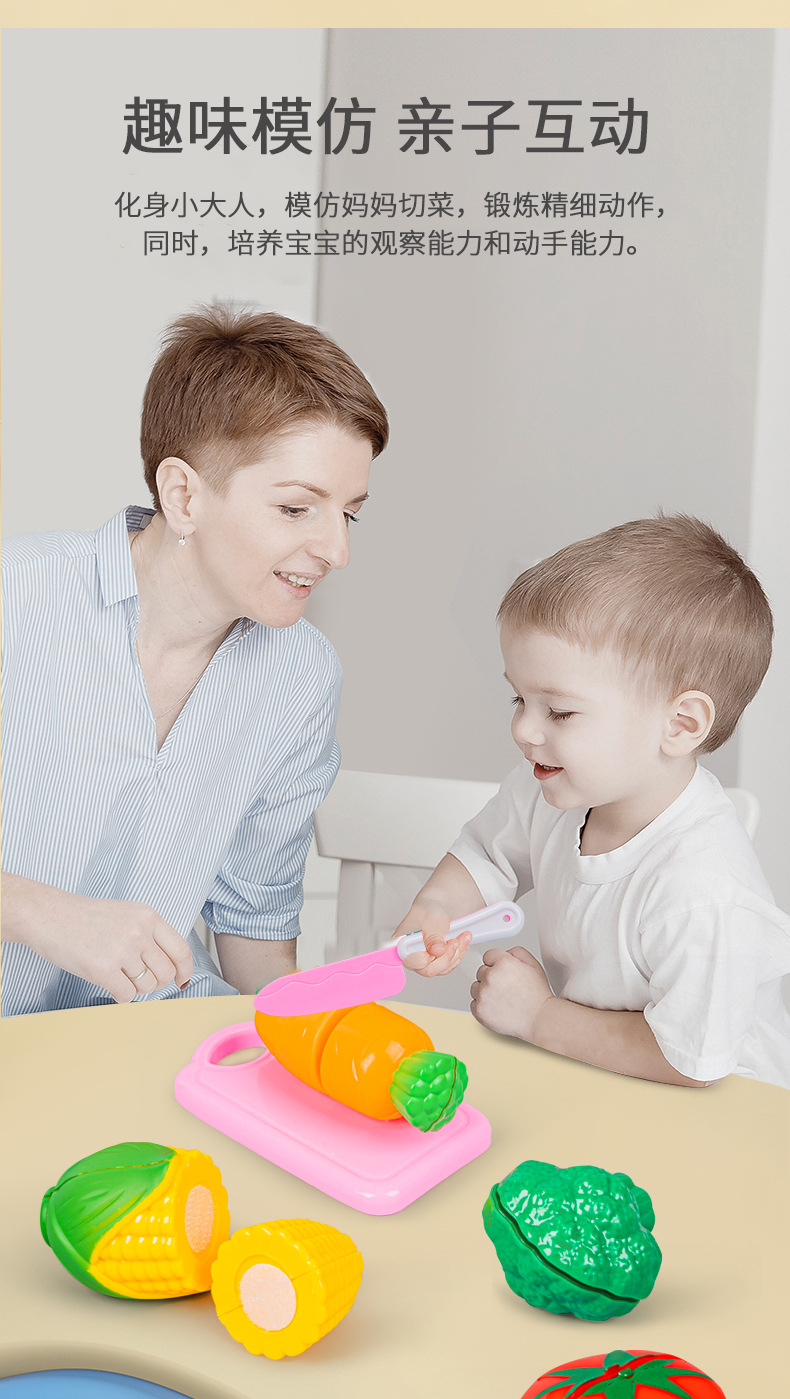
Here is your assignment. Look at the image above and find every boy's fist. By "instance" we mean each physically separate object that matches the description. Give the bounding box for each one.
[470,946,553,1040]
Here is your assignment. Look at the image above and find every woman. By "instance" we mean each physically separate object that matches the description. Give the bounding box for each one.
[1,304,388,1013]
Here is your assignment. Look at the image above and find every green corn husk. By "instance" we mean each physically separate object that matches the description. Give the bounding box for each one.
[40,1142,177,1296]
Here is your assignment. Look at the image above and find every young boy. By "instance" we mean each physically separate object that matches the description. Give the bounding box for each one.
[395,516,790,1089]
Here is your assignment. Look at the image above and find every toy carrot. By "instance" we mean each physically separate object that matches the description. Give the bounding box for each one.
[254,1001,468,1131]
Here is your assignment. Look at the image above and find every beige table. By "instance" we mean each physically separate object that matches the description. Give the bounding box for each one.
[2,996,787,1398]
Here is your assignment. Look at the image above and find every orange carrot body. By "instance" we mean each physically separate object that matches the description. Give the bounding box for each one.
[254,1002,434,1120]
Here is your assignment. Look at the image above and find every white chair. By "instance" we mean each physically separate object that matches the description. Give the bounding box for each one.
[313,769,761,966]
[313,769,500,961]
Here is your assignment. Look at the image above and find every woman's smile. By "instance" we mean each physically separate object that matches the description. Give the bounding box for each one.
[274,570,322,595]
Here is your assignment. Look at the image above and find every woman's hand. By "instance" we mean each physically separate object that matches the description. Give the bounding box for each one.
[470,945,554,1039]
[2,874,193,1003]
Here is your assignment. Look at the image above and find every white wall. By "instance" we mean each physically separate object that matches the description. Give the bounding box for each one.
[1,29,326,537]
[740,30,790,910]
[311,29,774,802]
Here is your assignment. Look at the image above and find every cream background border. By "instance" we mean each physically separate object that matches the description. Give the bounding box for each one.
[1,11,787,1398]
[2,1,790,30]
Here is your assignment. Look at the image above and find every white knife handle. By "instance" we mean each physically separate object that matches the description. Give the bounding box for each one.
[397,900,524,961]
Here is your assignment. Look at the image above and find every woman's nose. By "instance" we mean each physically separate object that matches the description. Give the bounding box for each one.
[313,513,351,571]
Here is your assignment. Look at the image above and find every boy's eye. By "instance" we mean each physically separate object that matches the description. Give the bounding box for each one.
[548,709,573,721]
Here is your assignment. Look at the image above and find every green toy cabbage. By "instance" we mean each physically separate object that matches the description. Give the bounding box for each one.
[482,1159,661,1321]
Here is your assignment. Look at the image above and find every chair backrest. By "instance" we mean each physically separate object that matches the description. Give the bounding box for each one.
[313,769,500,868]
[313,769,761,959]
[313,770,500,958]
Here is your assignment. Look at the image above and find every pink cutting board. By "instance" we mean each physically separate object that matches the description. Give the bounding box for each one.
[174,1021,491,1216]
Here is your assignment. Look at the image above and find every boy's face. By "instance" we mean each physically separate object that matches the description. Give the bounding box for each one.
[501,626,674,814]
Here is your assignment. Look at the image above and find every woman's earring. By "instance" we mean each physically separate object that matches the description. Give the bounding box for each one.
[178,528,186,547]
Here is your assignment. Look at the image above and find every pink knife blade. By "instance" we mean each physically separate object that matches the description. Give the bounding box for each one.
[253,901,524,1017]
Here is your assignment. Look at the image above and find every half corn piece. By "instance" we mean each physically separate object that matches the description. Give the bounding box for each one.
[211,1220,364,1359]
[40,1141,231,1299]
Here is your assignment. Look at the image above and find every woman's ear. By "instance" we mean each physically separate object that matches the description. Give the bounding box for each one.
[662,691,716,756]
[156,457,200,540]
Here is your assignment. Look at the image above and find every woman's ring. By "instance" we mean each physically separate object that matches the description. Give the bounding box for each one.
[133,967,151,982]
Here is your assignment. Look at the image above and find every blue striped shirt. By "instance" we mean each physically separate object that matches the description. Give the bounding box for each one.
[1,506,342,1015]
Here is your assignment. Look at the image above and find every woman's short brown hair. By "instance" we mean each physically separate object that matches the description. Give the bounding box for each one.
[498,514,773,753]
[140,302,389,509]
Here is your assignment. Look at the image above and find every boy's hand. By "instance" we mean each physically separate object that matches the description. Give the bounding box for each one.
[391,903,473,978]
[471,943,715,1087]
[470,946,553,1040]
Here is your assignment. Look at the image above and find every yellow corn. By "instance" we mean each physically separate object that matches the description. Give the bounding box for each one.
[88,1150,229,1299]
[212,1219,363,1358]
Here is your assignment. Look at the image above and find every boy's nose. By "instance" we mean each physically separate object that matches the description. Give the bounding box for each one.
[512,710,545,749]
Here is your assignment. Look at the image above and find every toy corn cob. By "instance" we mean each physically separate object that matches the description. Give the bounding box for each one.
[211,1219,363,1358]
[254,1000,468,1131]
[40,1141,230,1299]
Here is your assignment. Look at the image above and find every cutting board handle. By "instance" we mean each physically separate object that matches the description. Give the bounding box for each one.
[188,1020,263,1072]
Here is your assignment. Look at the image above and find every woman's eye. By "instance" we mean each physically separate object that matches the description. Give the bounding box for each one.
[344,511,360,525]
[510,695,523,707]
[279,505,309,518]
[548,709,573,722]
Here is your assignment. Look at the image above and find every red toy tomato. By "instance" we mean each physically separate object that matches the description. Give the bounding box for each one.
[521,1350,726,1399]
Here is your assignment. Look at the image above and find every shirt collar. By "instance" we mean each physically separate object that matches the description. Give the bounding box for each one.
[95,505,256,638]
[573,764,703,883]
[96,506,153,607]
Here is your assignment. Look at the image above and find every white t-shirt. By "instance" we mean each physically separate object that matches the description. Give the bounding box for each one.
[450,762,790,1088]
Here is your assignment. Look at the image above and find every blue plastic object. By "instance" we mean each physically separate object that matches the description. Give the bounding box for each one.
[0,1373,191,1398]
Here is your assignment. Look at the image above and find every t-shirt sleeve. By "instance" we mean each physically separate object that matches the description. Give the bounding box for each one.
[641,901,790,1082]
[202,659,341,941]
[448,761,538,905]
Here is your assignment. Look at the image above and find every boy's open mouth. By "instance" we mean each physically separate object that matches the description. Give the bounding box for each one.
[534,763,563,781]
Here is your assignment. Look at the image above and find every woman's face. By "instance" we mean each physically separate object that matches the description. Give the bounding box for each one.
[190,423,373,628]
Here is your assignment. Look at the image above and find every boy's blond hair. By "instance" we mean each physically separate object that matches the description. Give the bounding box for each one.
[497,515,772,752]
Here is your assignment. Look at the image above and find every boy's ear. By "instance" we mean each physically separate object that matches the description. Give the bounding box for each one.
[662,691,715,756]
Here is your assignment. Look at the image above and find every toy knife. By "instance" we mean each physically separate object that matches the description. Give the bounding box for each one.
[253,901,524,1017]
